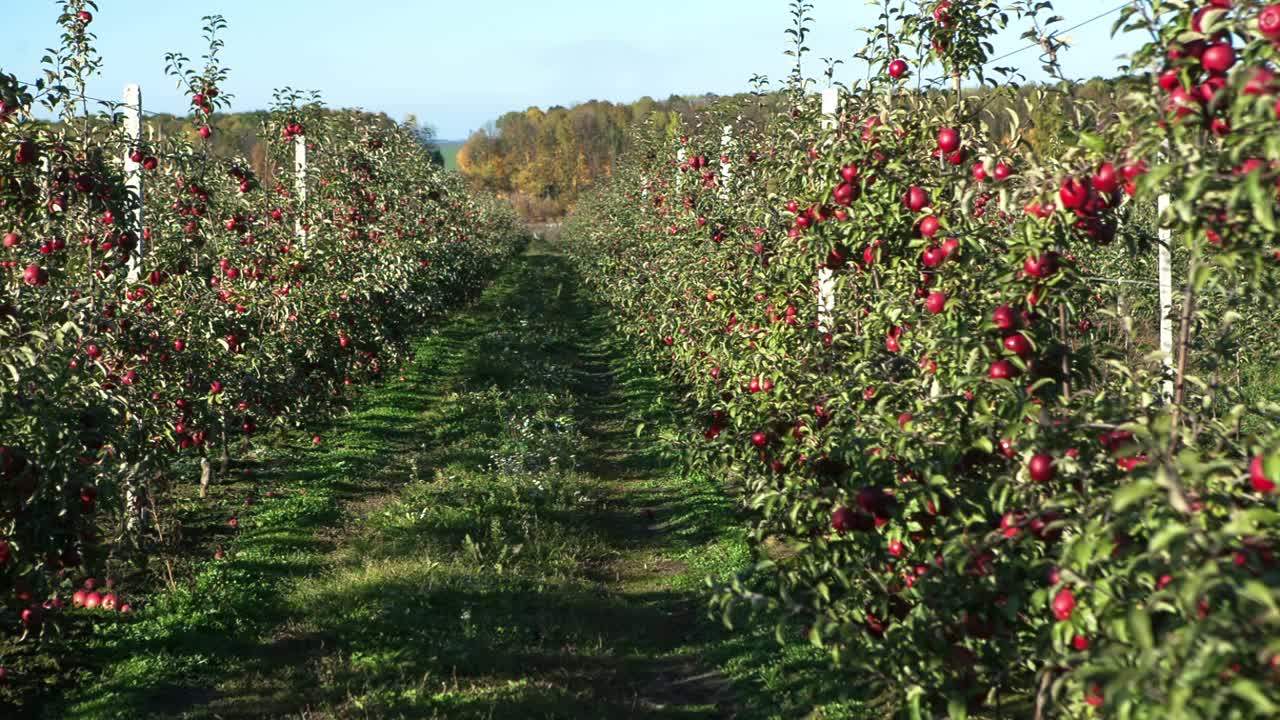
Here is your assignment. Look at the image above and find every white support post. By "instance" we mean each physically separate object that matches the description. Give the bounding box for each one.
[123,82,147,535]
[1157,193,1174,402]
[123,84,144,280]
[294,134,308,242]
[817,87,840,333]
[675,145,686,194]
[719,124,733,200]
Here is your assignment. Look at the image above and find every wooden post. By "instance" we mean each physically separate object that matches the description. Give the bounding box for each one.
[123,84,144,280]
[1157,193,1174,402]
[294,133,307,241]
[817,88,839,333]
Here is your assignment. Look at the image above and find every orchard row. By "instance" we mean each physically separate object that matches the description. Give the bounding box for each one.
[566,1,1280,717]
[1,6,522,637]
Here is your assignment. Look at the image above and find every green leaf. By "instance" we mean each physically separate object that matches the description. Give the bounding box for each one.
[1078,131,1106,154]
[1248,172,1278,232]
[1112,480,1156,512]
[1231,679,1279,714]
[1148,523,1188,553]
[947,697,968,720]
[1129,605,1153,651]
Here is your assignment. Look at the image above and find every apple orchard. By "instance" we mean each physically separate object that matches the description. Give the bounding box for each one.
[4,0,1280,718]
[565,0,1280,717]
[0,0,520,665]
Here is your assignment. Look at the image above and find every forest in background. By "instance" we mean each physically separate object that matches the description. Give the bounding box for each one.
[458,76,1132,222]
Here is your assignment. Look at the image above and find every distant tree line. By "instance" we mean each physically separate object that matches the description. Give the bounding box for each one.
[458,78,1134,222]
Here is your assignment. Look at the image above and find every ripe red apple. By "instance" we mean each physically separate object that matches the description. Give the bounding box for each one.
[1002,332,1032,358]
[3,232,18,248]
[921,246,946,268]
[20,606,42,629]
[1023,253,1058,279]
[972,164,988,181]
[888,539,905,557]
[888,59,908,79]
[1251,455,1276,493]
[903,186,929,212]
[15,140,36,165]
[992,305,1017,331]
[76,10,93,24]
[988,360,1016,380]
[925,292,947,314]
[23,264,48,286]
[919,215,941,238]
[312,435,322,445]
[1201,42,1235,74]
[1051,587,1075,621]
[199,126,212,140]
[937,127,960,153]
[1028,453,1056,483]
[83,592,102,609]
[993,162,1012,181]
[832,183,858,206]
[1085,683,1104,708]
[1072,634,1090,651]
[72,589,87,607]
[1092,163,1119,194]
[1059,177,1091,209]
[831,506,857,533]
[1263,4,1280,39]
[101,593,117,611]
[751,432,768,449]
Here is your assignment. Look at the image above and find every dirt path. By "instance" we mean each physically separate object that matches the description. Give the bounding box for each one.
[51,242,771,719]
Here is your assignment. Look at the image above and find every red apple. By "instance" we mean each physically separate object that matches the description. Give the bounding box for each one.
[1029,453,1056,483]
[937,127,960,153]
[1263,5,1280,39]
[989,360,1016,380]
[1003,332,1032,358]
[903,186,929,212]
[919,215,941,238]
[1051,587,1075,621]
[1251,455,1276,493]
[1201,42,1235,74]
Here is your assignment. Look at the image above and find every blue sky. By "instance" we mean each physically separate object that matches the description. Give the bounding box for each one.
[0,1,1139,140]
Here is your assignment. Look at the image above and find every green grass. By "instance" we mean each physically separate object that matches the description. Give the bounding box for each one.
[18,240,868,719]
